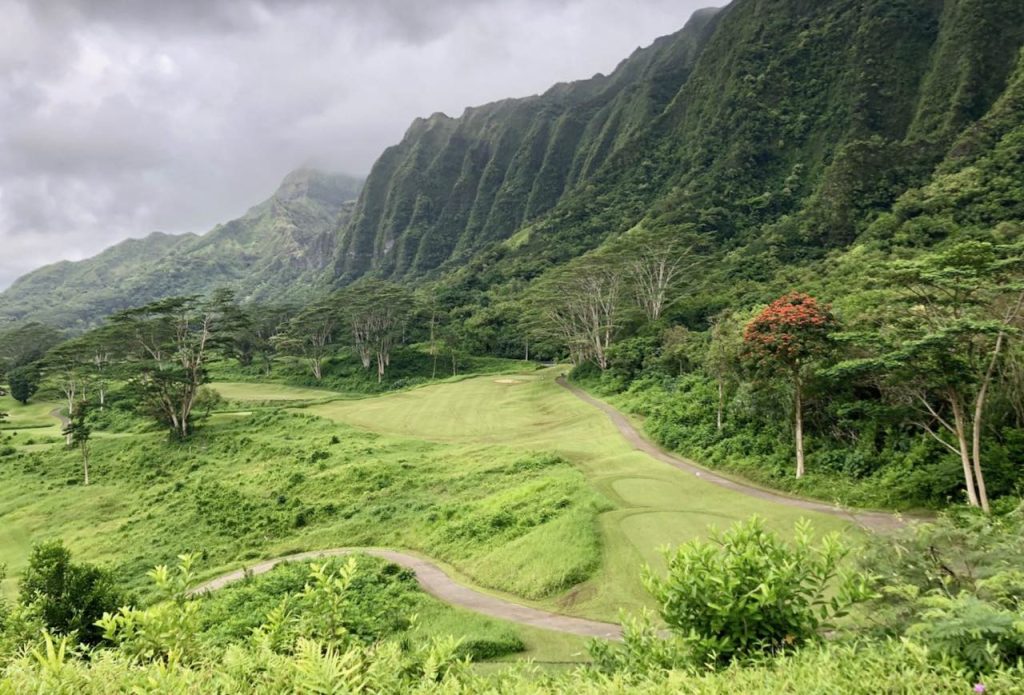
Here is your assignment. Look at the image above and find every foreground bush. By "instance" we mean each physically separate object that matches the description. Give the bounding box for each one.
[18,540,123,646]
[859,503,1024,673]
[640,516,873,665]
[2,637,1021,694]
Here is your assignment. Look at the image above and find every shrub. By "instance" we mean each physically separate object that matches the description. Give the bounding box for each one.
[643,516,874,665]
[18,541,124,646]
[906,592,1024,674]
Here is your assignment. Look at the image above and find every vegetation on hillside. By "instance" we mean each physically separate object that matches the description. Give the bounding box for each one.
[0,169,362,330]
[0,0,1023,688]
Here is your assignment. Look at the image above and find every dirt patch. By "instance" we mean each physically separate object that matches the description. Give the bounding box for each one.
[493,378,523,384]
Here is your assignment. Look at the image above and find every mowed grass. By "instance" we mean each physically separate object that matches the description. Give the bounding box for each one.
[0,392,63,451]
[0,400,607,623]
[1,367,858,658]
[211,382,347,405]
[304,369,856,620]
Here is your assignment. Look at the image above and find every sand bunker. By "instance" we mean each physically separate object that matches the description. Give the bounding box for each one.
[494,378,522,384]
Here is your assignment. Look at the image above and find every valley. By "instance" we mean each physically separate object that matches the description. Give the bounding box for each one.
[0,369,854,640]
[1,0,1023,690]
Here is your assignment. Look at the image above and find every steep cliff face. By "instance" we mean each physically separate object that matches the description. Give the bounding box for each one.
[0,169,361,329]
[338,0,1024,288]
[333,8,722,281]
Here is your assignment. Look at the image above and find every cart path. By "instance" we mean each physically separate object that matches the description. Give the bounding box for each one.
[188,547,622,640]
[556,376,907,533]
[49,407,70,429]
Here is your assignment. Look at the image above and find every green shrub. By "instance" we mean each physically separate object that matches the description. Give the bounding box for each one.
[906,592,1024,674]
[857,502,1024,637]
[643,516,874,665]
[18,541,124,646]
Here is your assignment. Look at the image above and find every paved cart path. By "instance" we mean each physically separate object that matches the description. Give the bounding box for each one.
[556,376,908,533]
[188,547,622,640]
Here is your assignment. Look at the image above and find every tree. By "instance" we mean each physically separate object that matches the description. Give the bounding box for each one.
[231,304,294,374]
[743,292,838,478]
[110,293,238,439]
[530,258,625,369]
[874,240,1024,512]
[614,226,708,322]
[341,282,413,383]
[7,366,40,405]
[273,301,338,381]
[42,339,95,444]
[63,399,92,485]
[705,310,746,431]
[19,540,123,646]
[0,322,62,380]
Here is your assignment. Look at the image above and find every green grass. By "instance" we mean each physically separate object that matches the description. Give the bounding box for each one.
[210,381,348,406]
[0,392,63,450]
[304,368,856,620]
[196,554,528,661]
[0,367,858,663]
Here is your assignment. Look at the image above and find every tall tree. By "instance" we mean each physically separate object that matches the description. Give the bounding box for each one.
[7,366,40,405]
[874,240,1024,512]
[531,258,625,369]
[0,322,62,379]
[342,282,413,383]
[63,399,92,485]
[232,304,295,374]
[110,292,238,439]
[743,293,838,478]
[273,301,339,381]
[43,339,95,445]
[615,226,707,322]
[705,310,746,432]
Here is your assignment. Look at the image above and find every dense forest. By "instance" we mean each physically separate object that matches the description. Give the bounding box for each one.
[3,0,1024,691]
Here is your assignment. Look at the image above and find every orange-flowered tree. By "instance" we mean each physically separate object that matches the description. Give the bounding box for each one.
[743,293,838,478]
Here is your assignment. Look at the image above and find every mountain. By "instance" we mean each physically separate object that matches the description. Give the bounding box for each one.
[333,8,721,281]
[0,169,362,329]
[4,0,1023,330]
[336,0,1024,292]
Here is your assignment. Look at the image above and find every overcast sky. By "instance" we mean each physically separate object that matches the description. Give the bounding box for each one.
[0,0,717,289]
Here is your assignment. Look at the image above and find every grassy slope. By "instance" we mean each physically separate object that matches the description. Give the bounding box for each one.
[302,368,853,619]
[0,368,853,663]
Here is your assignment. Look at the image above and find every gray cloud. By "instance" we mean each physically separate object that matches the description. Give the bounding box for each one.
[0,0,718,289]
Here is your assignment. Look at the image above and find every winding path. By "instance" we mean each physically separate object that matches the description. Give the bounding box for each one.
[556,376,906,533]
[49,407,70,429]
[188,547,622,640]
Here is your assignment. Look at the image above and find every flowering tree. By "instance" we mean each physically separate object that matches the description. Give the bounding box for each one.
[744,293,837,478]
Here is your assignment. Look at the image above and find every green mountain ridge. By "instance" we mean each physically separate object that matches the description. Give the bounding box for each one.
[0,169,362,329]
[2,0,1022,330]
[333,7,721,281]
[418,0,1024,300]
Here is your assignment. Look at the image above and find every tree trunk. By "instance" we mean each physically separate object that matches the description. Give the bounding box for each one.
[312,359,322,381]
[82,447,90,486]
[716,380,724,432]
[969,325,1010,514]
[794,375,805,478]
[950,393,981,508]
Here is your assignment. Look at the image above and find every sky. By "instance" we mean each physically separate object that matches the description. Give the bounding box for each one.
[0,0,717,290]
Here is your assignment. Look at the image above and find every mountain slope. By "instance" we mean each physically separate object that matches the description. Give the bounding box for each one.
[333,8,721,282]
[0,169,361,329]
[340,0,1023,294]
